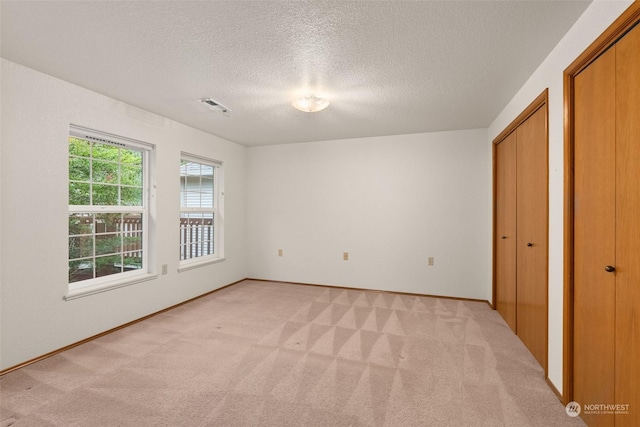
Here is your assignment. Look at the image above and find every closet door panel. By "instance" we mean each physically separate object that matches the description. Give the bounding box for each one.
[495,133,517,332]
[615,25,640,427]
[573,46,616,427]
[515,106,548,370]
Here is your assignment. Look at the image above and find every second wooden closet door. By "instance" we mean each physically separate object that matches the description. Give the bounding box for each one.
[495,100,548,372]
[515,106,548,371]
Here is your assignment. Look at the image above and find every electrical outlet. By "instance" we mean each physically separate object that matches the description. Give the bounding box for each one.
[428,257,434,266]
[343,252,349,261]
[278,249,283,257]
[162,264,168,275]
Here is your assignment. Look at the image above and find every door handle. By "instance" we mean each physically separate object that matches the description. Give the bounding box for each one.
[501,236,507,239]
[527,242,533,247]
[605,265,615,273]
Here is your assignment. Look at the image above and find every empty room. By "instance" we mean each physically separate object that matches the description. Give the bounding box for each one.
[1,1,639,426]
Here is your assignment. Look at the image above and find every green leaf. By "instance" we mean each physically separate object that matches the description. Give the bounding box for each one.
[69,157,90,181]
[92,160,119,184]
[121,187,142,206]
[92,143,120,161]
[69,259,93,283]
[92,184,118,205]
[69,182,90,205]
[69,213,93,235]
[69,138,91,157]
[96,234,122,256]
[121,165,142,186]
[69,235,94,259]
[122,149,142,166]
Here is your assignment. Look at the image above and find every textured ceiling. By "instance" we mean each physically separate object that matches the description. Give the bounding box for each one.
[1,1,590,147]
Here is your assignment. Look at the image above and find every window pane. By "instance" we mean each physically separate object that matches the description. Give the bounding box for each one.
[121,165,142,186]
[92,160,119,184]
[123,255,142,269]
[185,163,201,176]
[179,211,214,260]
[69,236,93,260]
[201,164,214,176]
[124,232,143,252]
[92,143,120,161]
[123,215,142,260]
[95,255,123,278]
[121,187,142,206]
[201,177,214,209]
[201,192,213,209]
[92,184,119,205]
[69,182,90,205]
[69,259,93,283]
[96,234,122,256]
[68,212,143,285]
[69,213,93,235]
[184,191,201,208]
[201,177,214,192]
[69,138,91,157]
[95,213,122,233]
[122,149,142,166]
[69,157,90,181]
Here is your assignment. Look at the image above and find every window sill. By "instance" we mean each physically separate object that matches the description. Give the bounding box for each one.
[64,273,158,301]
[178,256,226,273]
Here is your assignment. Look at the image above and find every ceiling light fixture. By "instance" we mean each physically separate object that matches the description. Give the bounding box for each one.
[292,95,330,113]
[200,98,231,113]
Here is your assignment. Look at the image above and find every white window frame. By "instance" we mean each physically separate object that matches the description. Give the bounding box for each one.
[179,152,224,271]
[66,125,156,300]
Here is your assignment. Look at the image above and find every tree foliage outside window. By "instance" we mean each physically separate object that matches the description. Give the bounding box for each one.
[68,134,146,285]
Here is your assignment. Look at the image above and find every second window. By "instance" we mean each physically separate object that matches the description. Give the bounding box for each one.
[179,154,222,265]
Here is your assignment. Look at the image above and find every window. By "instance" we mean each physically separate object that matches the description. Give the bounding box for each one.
[68,126,153,294]
[179,154,223,268]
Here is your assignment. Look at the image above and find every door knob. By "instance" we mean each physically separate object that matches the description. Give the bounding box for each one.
[605,265,616,273]
[527,242,533,247]
[501,236,507,239]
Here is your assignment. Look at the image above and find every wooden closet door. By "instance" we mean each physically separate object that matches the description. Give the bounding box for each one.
[515,106,547,370]
[573,45,616,427]
[615,24,640,427]
[495,132,517,332]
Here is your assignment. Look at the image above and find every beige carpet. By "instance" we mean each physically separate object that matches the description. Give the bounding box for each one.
[1,280,584,426]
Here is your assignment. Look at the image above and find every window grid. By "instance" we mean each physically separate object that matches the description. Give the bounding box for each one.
[179,213,214,261]
[69,213,144,283]
[69,137,143,207]
[179,158,218,262]
[68,132,147,286]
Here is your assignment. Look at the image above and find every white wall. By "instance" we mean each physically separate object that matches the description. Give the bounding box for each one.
[246,129,491,301]
[0,59,247,370]
[487,0,634,396]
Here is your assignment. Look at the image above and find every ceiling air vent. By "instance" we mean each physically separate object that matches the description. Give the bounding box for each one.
[200,98,231,114]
